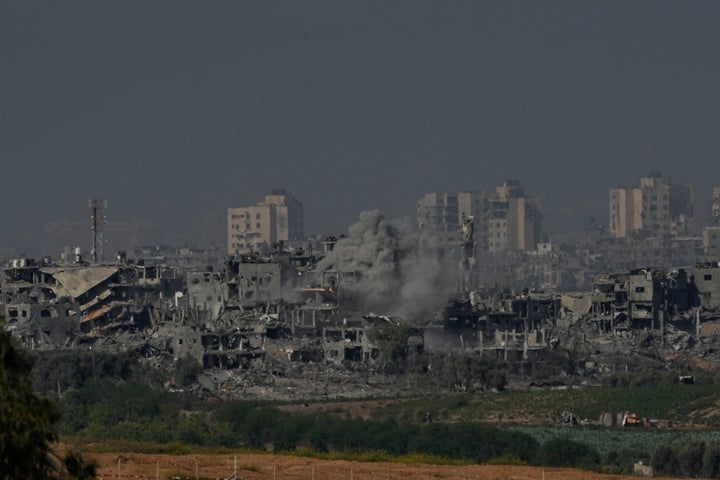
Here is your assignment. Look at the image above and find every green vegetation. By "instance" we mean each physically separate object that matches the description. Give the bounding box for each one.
[535,437,600,469]
[27,349,160,395]
[370,383,720,425]
[61,451,98,480]
[424,352,508,392]
[57,382,543,464]
[173,354,203,387]
[17,347,720,477]
[651,441,720,478]
[509,425,720,456]
[0,327,97,479]
[0,328,58,478]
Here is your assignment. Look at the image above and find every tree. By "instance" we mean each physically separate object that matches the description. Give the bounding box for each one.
[703,441,720,478]
[433,353,507,392]
[0,327,96,479]
[677,440,705,478]
[651,444,680,477]
[174,353,203,387]
[62,451,97,480]
[472,353,507,391]
[534,437,600,469]
[0,328,59,479]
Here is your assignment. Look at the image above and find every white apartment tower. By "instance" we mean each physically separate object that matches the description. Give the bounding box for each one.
[227,190,304,254]
[609,173,693,238]
[487,180,542,253]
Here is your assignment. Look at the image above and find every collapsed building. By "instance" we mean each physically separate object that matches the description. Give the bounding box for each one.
[439,263,720,380]
[0,242,426,394]
[180,250,422,375]
[5,233,720,400]
[695,262,720,309]
[589,268,697,330]
[444,289,558,344]
[441,288,561,373]
[2,257,183,349]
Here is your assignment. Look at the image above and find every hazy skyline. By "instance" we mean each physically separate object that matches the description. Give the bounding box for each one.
[3,1,720,254]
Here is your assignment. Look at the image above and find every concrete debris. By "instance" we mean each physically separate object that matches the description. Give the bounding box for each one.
[4,236,720,402]
[555,411,578,425]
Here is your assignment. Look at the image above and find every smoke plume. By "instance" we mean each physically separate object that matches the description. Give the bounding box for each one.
[317,210,455,322]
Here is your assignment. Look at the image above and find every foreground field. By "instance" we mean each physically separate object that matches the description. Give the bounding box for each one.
[278,384,720,426]
[87,451,652,480]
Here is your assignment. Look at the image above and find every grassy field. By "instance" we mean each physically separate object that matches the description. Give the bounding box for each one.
[507,426,720,456]
[274,384,720,464]
[58,382,720,473]
[364,384,720,426]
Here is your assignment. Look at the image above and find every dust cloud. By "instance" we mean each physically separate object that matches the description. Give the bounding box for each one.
[317,210,456,322]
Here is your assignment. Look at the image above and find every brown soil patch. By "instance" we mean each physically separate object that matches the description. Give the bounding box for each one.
[86,452,662,480]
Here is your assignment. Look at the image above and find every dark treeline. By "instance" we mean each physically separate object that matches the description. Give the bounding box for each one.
[57,380,600,467]
[650,441,720,478]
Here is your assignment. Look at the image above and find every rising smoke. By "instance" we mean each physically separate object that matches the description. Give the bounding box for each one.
[316,210,456,323]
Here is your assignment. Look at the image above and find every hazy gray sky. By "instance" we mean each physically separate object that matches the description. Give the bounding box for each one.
[3,1,720,253]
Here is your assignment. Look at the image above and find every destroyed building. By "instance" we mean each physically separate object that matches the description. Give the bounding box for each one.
[187,271,225,322]
[589,268,698,330]
[695,262,720,309]
[8,222,720,401]
[442,288,559,363]
[322,314,424,367]
[2,257,182,349]
[224,252,300,307]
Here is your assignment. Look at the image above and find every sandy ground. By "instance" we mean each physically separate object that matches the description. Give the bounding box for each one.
[87,452,655,480]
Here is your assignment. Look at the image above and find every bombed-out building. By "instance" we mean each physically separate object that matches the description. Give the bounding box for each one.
[9,220,720,402]
[695,262,720,310]
[589,268,698,330]
[442,288,559,360]
[2,257,183,349]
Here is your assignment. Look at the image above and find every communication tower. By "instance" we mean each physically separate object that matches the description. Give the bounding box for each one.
[89,198,107,263]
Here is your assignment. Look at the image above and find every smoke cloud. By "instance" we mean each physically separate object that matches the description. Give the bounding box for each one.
[317,210,456,322]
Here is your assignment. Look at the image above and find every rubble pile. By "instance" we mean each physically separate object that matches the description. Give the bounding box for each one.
[4,242,720,400]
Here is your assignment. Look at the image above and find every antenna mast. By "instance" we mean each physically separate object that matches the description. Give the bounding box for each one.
[90,198,107,263]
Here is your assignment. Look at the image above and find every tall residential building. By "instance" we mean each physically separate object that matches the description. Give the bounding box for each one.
[487,180,542,252]
[711,183,720,226]
[227,190,304,254]
[457,191,490,252]
[703,226,720,258]
[417,193,459,232]
[416,193,460,246]
[416,181,541,254]
[703,182,720,258]
[609,187,643,238]
[609,173,694,238]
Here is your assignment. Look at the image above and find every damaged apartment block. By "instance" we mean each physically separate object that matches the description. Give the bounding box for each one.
[2,257,182,349]
[6,236,720,401]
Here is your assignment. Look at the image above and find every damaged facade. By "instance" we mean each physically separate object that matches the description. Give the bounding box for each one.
[5,237,720,402]
[2,258,182,349]
[1,246,427,399]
